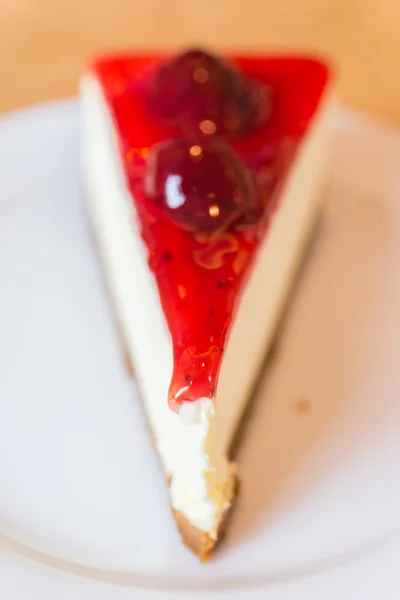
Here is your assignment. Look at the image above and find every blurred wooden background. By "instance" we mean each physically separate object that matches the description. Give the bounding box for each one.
[1,0,400,123]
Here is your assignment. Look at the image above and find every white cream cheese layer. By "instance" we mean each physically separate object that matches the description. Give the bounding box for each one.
[81,74,331,536]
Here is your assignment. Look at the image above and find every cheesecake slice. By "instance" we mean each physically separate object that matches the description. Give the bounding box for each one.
[81,50,332,561]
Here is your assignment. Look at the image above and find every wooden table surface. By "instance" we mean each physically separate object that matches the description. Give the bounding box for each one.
[1,0,400,124]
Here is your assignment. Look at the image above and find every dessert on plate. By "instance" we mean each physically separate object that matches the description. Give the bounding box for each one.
[81,49,332,561]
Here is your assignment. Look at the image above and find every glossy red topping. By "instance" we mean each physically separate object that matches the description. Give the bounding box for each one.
[145,136,260,233]
[144,49,269,136]
[92,52,330,411]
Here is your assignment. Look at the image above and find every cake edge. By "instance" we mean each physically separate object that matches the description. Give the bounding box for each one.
[172,470,238,562]
[86,207,237,560]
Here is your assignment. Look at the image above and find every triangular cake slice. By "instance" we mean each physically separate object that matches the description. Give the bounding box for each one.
[81,50,332,561]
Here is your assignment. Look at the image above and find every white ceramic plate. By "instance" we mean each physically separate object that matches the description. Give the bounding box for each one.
[1,100,400,599]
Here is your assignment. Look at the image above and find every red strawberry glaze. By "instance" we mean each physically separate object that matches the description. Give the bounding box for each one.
[91,53,330,411]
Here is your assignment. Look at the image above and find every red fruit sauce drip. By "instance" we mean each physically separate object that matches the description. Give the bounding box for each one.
[92,53,329,411]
